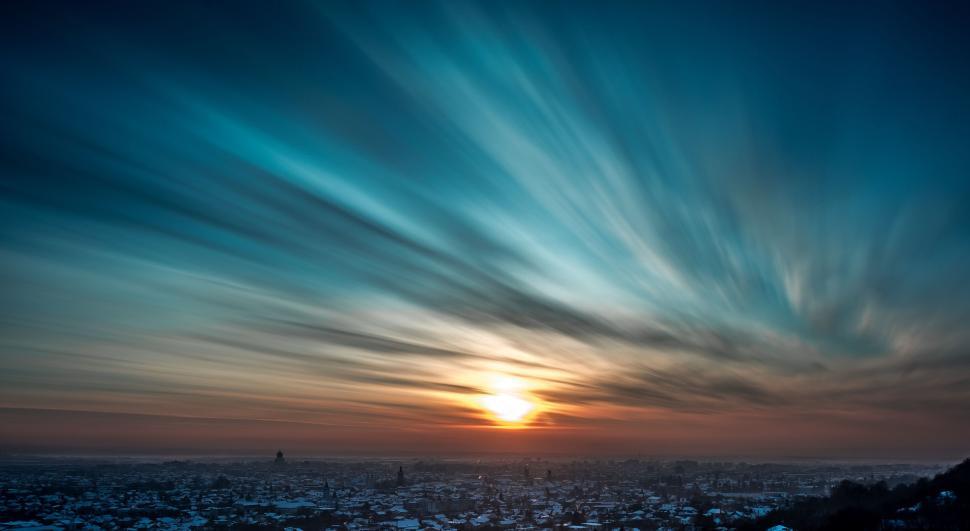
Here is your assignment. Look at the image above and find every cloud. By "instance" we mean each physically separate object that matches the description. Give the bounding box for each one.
[1,0,970,456]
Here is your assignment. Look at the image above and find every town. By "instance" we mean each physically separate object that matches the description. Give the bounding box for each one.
[0,454,945,531]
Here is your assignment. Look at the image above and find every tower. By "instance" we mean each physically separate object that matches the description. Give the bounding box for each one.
[397,465,405,486]
[274,449,286,465]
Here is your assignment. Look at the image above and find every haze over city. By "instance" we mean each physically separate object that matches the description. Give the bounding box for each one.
[2,0,970,463]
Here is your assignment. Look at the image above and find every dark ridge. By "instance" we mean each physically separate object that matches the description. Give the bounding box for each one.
[739,458,970,531]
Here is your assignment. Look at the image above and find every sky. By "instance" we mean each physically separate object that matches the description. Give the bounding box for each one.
[1,1,970,460]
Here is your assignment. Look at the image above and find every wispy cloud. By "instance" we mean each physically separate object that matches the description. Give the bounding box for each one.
[1,0,969,457]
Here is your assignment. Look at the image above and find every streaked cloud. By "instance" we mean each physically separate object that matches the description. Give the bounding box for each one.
[1,0,969,458]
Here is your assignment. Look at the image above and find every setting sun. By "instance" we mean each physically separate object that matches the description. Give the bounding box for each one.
[481,393,534,422]
[476,375,538,424]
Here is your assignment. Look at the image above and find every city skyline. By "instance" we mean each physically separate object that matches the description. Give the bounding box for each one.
[2,1,970,460]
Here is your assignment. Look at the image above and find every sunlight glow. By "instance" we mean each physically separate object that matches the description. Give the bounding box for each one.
[481,393,534,422]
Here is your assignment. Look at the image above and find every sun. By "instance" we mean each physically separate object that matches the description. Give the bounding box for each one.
[481,393,534,422]
[476,375,538,424]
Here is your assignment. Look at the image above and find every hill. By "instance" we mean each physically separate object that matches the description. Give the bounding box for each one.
[741,458,970,530]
